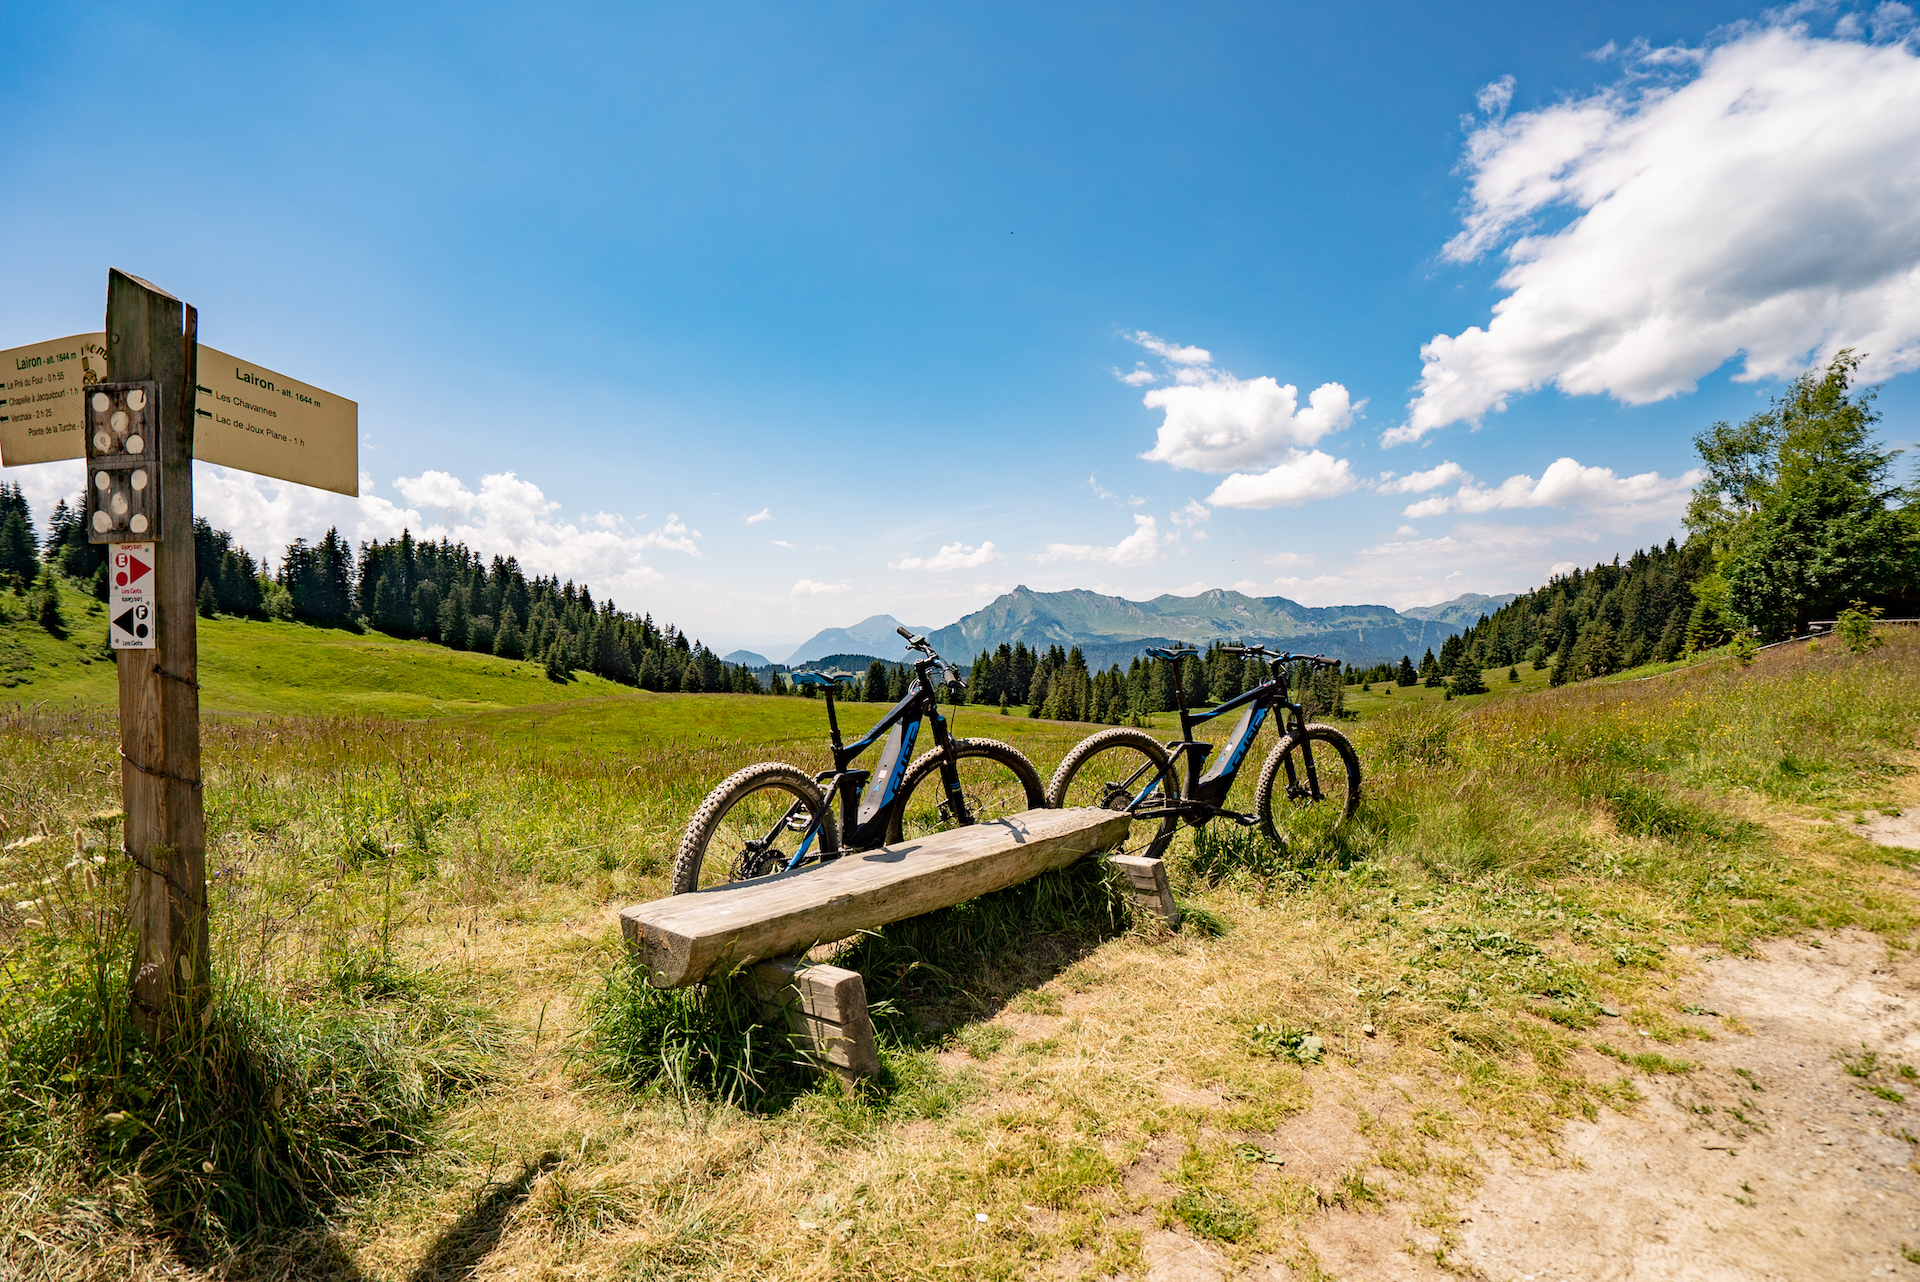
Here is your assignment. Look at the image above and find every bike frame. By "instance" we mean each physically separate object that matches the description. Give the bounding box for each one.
[1113,653,1326,825]
[772,657,965,867]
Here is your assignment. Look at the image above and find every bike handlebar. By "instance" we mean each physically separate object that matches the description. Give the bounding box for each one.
[1185,643,1343,670]
[897,624,963,686]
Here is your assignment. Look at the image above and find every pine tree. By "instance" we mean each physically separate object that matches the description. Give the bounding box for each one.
[867,659,890,703]
[198,579,217,617]
[494,607,525,660]
[1419,648,1442,687]
[373,572,404,634]
[36,567,63,633]
[544,637,570,681]
[1396,655,1416,686]
[1507,666,1519,683]
[1548,635,1574,687]
[1451,662,1489,695]
[0,507,36,588]
[439,585,471,650]
[413,580,442,639]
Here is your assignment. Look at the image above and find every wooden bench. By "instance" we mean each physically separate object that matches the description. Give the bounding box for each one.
[619,807,1154,1080]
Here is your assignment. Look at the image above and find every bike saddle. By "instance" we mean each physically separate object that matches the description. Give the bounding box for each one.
[790,670,858,688]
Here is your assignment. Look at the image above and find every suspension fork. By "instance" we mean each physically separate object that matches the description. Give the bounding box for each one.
[1282,699,1323,800]
[926,691,975,824]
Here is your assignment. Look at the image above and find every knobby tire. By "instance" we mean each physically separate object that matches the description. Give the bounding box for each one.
[670,761,839,895]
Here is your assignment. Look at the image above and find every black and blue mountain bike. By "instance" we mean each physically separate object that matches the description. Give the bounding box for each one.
[1044,644,1361,860]
[669,627,1046,894]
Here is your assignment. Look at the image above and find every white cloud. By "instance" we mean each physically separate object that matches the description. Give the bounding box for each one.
[1128,330,1212,365]
[393,469,475,514]
[1141,372,1357,472]
[177,465,701,597]
[1170,499,1210,540]
[1233,579,1261,594]
[772,538,795,548]
[1114,365,1158,386]
[746,507,771,524]
[1263,551,1314,567]
[791,579,850,595]
[1088,472,1118,501]
[1125,332,1357,472]
[1377,461,1469,494]
[1036,514,1165,567]
[1206,450,1361,509]
[1402,456,1701,518]
[1550,560,1579,577]
[1476,73,1516,116]
[637,514,701,555]
[888,540,1002,572]
[1398,23,1920,443]
[1395,524,1419,537]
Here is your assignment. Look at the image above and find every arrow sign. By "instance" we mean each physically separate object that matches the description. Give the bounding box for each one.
[109,543,156,650]
[110,603,153,650]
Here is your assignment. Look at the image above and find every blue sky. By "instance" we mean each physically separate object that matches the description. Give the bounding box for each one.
[4,1,1917,655]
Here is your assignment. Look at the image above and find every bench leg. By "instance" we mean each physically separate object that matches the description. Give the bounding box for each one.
[1109,854,1181,928]
[748,957,879,1084]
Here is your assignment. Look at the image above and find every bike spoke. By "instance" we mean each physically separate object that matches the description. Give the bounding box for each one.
[895,751,1032,840]
[700,787,820,887]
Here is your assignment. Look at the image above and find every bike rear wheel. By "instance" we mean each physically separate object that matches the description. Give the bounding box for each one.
[671,761,840,894]
[1045,727,1179,857]
[887,738,1045,843]
[1253,725,1361,854]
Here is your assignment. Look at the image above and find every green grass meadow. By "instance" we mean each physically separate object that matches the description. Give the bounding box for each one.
[2,574,1916,1279]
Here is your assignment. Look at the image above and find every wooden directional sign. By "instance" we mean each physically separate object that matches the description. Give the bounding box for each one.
[195,346,358,496]
[0,335,357,495]
[0,333,110,464]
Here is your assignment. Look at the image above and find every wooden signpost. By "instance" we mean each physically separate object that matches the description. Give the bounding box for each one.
[104,273,208,1037]
[1,269,357,1044]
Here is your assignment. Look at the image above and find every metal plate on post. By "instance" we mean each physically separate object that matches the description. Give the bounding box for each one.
[83,381,161,543]
[107,543,157,650]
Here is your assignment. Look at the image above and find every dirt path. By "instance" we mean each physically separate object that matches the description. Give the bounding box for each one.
[1456,929,1920,1282]
[1130,927,1920,1281]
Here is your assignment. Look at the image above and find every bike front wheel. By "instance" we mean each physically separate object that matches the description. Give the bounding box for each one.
[1045,727,1179,857]
[1253,724,1361,853]
[671,761,840,894]
[887,738,1046,844]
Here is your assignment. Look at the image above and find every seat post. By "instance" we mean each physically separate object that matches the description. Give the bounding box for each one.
[824,688,844,748]
[1169,653,1196,741]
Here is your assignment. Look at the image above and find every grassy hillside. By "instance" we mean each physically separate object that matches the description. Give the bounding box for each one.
[3,612,1915,1278]
[0,574,636,717]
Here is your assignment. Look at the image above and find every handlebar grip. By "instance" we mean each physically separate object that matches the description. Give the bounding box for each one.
[897,626,915,642]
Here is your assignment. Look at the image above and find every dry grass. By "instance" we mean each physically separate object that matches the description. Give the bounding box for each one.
[1,633,1916,1277]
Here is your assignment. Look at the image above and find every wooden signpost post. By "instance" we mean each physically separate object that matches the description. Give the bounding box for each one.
[1,269,357,1045]
[102,272,207,1038]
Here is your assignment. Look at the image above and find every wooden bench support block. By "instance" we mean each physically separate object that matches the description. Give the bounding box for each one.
[1110,854,1180,928]
[748,957,878,1083]
[621,807,1132,987]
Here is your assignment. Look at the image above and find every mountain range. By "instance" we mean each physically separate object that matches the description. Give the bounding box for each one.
[784,615,930,665]
[776,587,1516,671]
